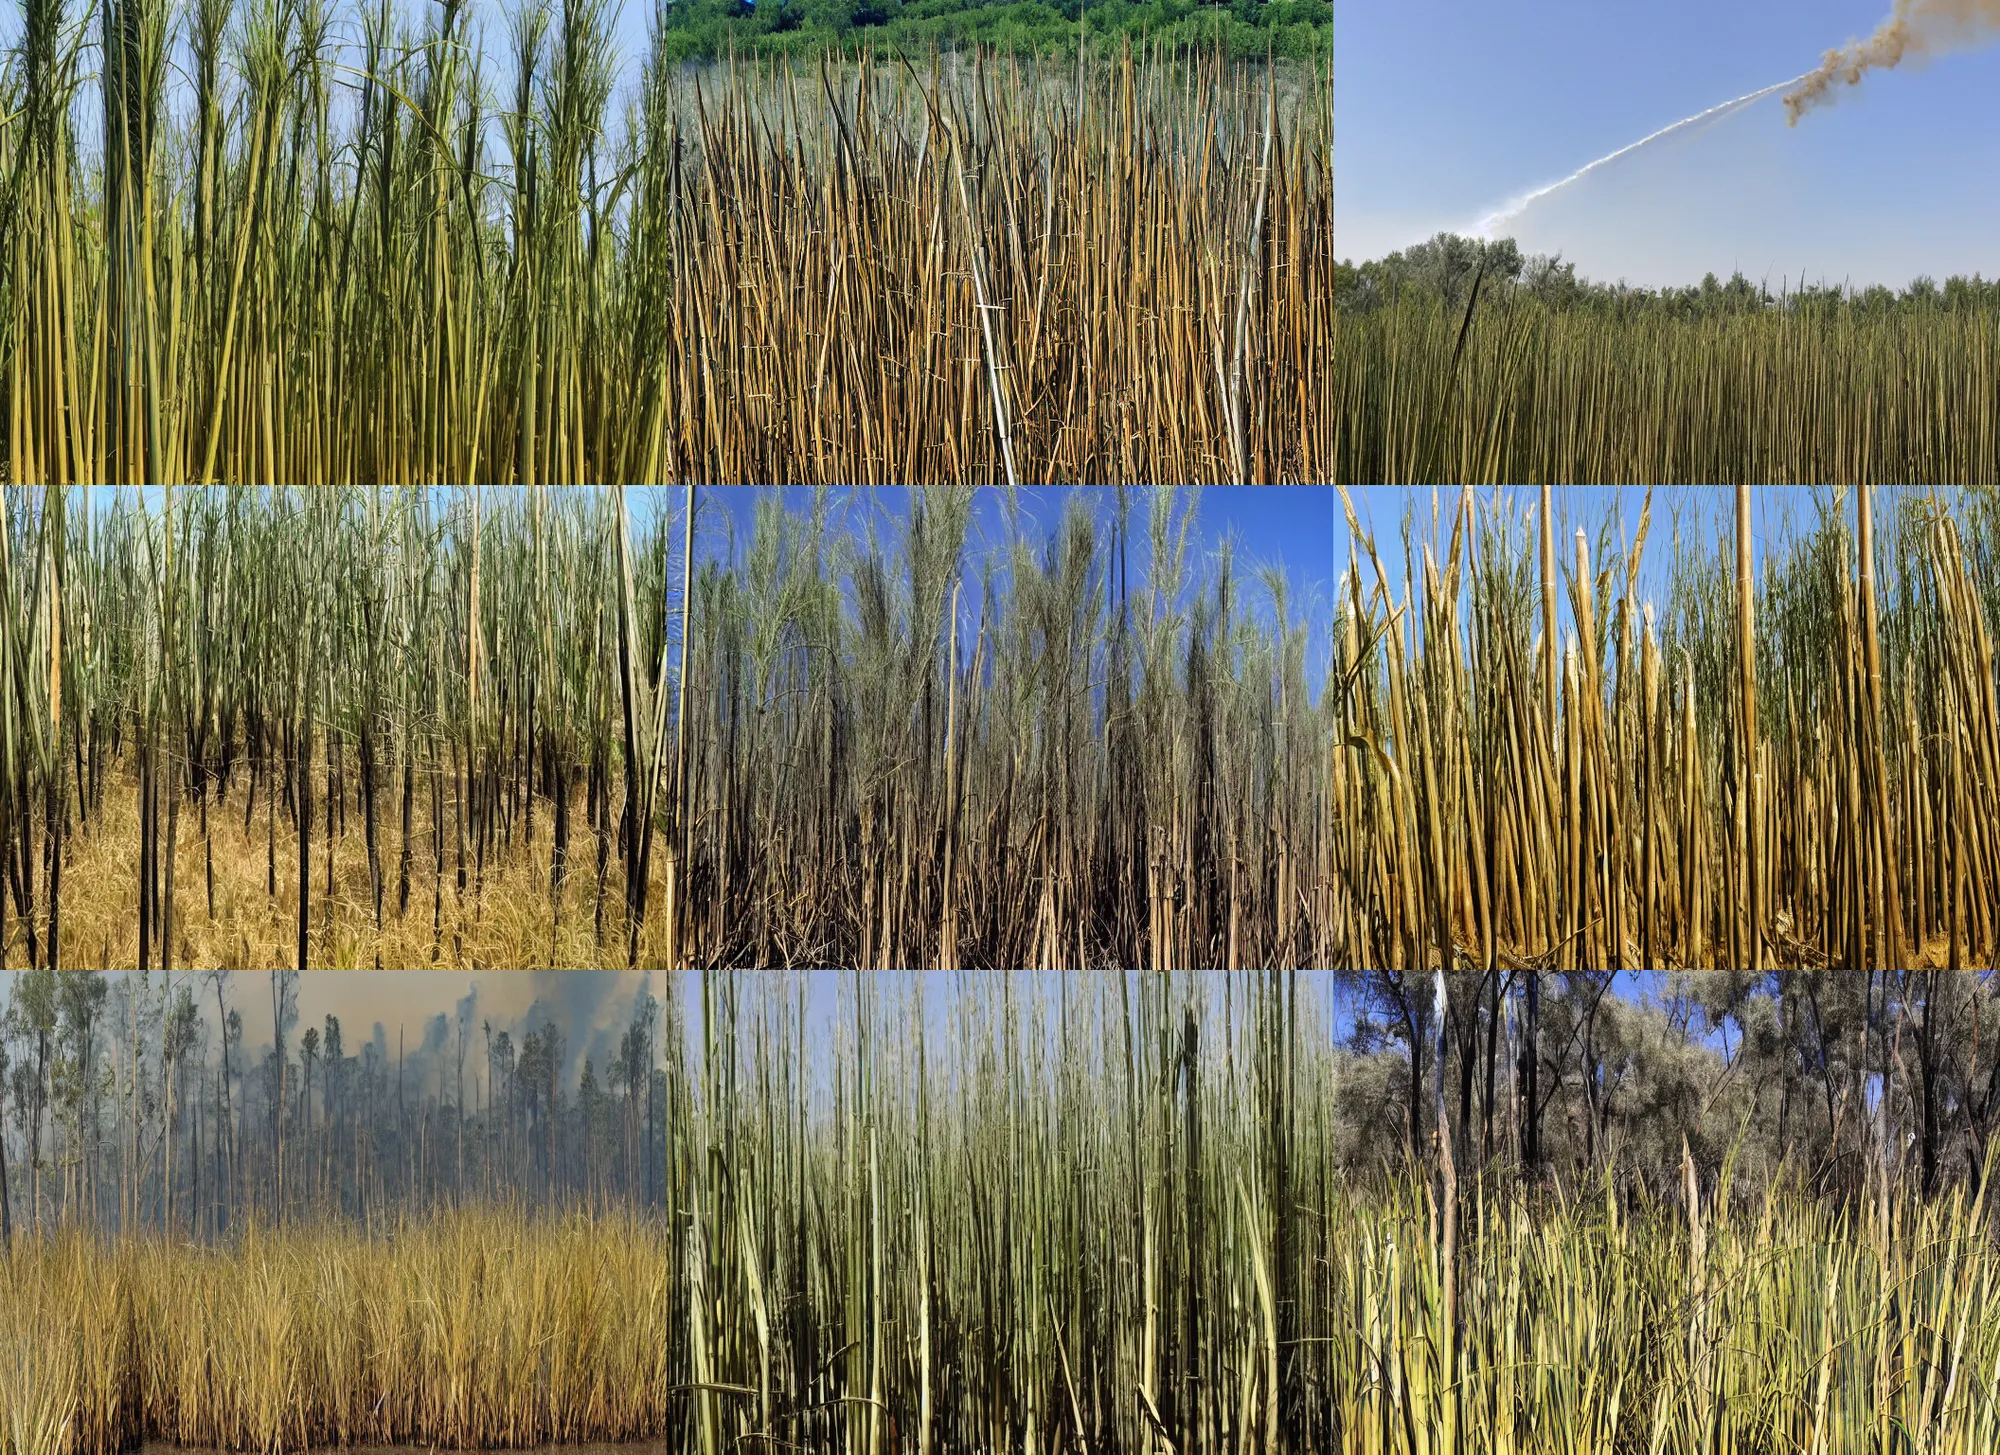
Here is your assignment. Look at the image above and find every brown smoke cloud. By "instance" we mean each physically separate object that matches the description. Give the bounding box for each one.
[1784,0,1999,123]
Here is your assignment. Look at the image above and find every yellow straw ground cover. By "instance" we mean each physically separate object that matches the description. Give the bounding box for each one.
[3,1214,675,1455]
[45,764,679,971]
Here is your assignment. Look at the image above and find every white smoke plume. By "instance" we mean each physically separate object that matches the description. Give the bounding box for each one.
[1473,75,1806,238]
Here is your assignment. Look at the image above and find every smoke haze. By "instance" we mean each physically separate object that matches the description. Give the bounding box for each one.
[125,972,666,1093]
[1785,0,2000,122]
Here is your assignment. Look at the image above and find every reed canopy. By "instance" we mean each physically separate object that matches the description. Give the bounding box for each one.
[1326,284,2000,485]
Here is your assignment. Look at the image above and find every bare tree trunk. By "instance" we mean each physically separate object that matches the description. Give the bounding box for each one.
[1,777,9,971]
[1435,969,1458,1400]
[398,754,413,918]
[45,738,63,971]
[203,773,215,922]
[214,976,234,1236]
[164,1040,177,1238]
[13,768,37,971]
[1522,974,1540,1175]
[163,745,179,970]
[364,728,382,929]
[139,742,153,971]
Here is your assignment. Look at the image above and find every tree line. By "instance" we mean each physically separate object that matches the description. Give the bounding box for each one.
[1347,970,2000,1209]
[647,0,1329,65]
[1336,232,2000,324]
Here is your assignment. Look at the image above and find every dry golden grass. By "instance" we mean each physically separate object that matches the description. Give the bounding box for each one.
[2,1212,677,1455]
[44,768,673,970]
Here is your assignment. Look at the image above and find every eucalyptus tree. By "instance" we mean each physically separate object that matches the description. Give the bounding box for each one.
[2,968,57,1225]
[162,979,202,1233]
[0,495,27,968]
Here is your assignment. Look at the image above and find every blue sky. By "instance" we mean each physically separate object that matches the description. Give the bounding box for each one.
[1336,0,2000,289]
[699,488,1333,591]
[690,485,1924,707]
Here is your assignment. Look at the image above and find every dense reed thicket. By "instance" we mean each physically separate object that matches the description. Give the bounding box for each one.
[5,484,2000,969]
[6,969,2000,1455]
[0,0,1334,485]
[2,971,1343,1455]
[2,485,726,972]
[1327,296,2000,484]
[16,1176,2000,1455]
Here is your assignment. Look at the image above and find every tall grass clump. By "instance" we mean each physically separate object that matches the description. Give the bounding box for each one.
[1313,481,2000,971]
[25,1185,2000,1455]
[0,0,1335,484]
[1314,1155,2000,1455]
[0,1324,77,1455]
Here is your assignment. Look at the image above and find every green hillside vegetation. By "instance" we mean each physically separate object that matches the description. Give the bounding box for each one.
[1337,231,2000,322]
[649,0,1328,62]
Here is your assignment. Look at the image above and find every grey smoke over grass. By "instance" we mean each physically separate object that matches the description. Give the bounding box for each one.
[142,972,665,1095]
